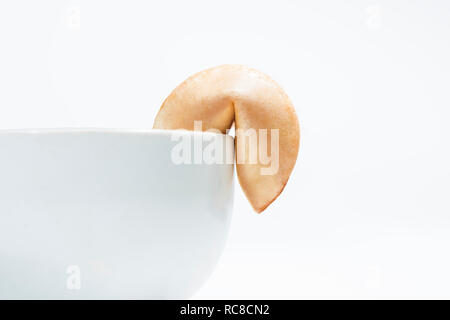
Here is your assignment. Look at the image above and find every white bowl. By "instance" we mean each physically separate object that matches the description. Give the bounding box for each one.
[0,129,234,299]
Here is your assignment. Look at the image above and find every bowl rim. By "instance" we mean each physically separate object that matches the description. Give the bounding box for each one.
[0,128,233,139]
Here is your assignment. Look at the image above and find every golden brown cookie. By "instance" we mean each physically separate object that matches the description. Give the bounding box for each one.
[154,65,300,212]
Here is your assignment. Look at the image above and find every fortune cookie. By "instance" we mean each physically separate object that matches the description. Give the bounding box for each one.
[154,65,299,213]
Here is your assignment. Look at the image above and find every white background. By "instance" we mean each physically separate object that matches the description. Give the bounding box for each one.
[1,0,450,299]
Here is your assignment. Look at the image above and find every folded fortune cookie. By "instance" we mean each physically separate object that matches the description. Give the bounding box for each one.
[154,65,300,213]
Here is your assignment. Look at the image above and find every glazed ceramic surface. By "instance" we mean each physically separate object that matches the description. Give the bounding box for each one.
[0,129,234,299]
